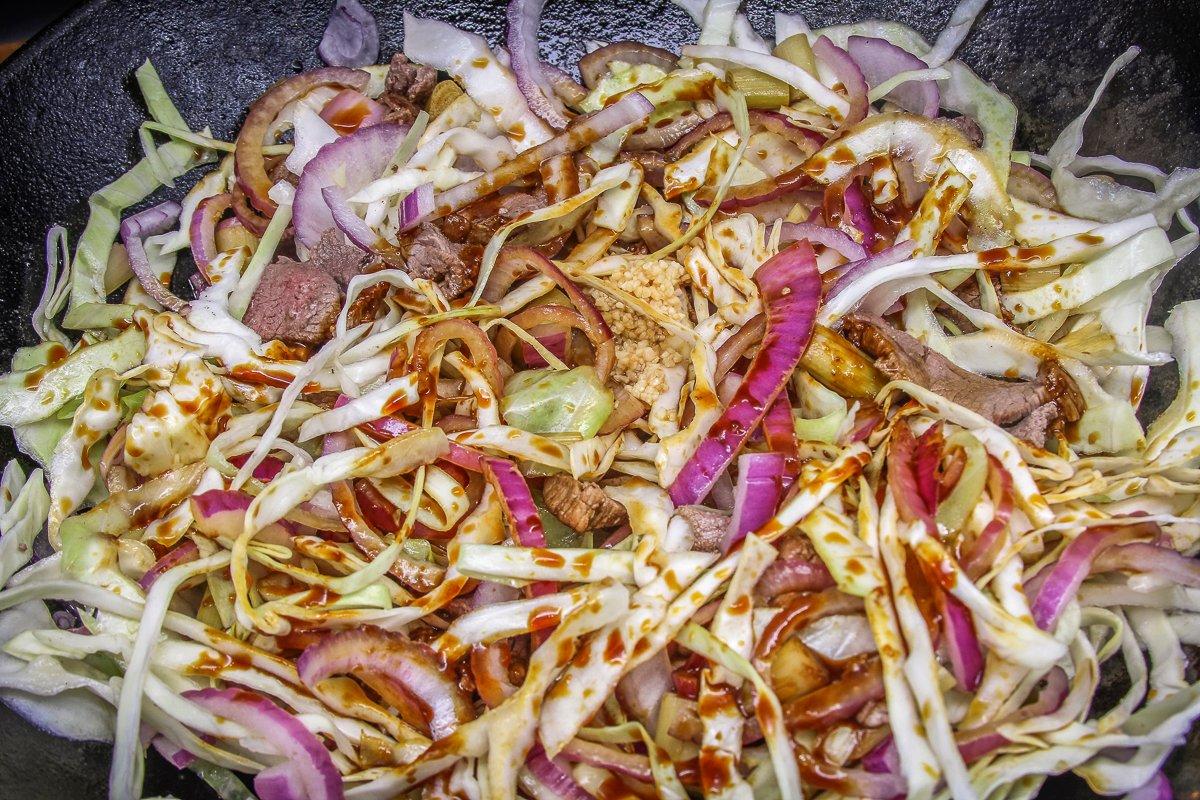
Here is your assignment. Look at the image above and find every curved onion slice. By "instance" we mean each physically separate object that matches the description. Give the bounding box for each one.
[579,42,678,89]
[811,37,868,129]
[183,687,344,800]
[847,35,939,117]
[507,0,571,129]
[138,539,198,591]
[120,200,189,312]
[804,112,1014,247]
[235,66,369,217]
[722,452,785,553]
[494,247,616,383]
[1028,521,1160,630]
[296,626,475,740]
[669,241,820,506]
[294,122,407,249]
[528,747,593,800]
[189,192,231,280]
[319,0,379,69]
[1092,542,1200,587]
[429,92,653,221]
[780,221,868,263]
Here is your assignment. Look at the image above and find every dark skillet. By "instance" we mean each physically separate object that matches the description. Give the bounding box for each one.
[0,0,1198,797]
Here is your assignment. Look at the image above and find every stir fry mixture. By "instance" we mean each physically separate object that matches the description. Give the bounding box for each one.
[4,1,1200,799]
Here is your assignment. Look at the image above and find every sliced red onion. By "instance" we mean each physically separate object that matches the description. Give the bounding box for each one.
[322,186,378,252]
[507,0,571,129]
[356,410,484,473]
[481,458,547,545]
[941,594,983,691]
[846,35,939,117]
[296,626,475,740]
[191,489,297,543]
[189,192,231,279]
[318,0,379,68]
[473,580,522,608]
[669,241,820,506]
[543,62,588,105]
[722,452,785,553]
[319,89,386,134]
[1126,772,1173,800]
[558,739,653,783]
[150,736,196,770]
[495,247,615,383]
[961,457,1013,579]
[120,201,188,312]
[138,540,199,591]
[187,272,208,297]
[841,179,878,248]
[528,747,593,800]
[862,736,899,774]
[795,748,907,799]
[827,239,916,302]
[812,37,868,129]
[521,330,569,367]
[1029,521,1160,630]
[779,221,867,263]
[481,456,555,598]
[228,453,286,483]
[398,183,434,230]
[755,550,835,600]
[235,67,369,217]
[578,42,678,89]
[1092,542,1200,587]
[762,395,801,489]
[256,763,307,800]
[183,687,344,800]
[294,122,407,248]
[429,92,654,220]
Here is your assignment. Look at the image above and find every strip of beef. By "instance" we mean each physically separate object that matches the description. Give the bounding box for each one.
[404,223,477,299]
[542,475,628,533]
[677,505,731,553]
[440,192,545,246]
[1005,402,1060,448]
[308,229,371,288]
[379,53,437,126]
[841,314,1084,438]
[242,259,341,346]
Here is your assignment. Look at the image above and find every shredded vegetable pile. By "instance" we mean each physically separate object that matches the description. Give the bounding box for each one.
[4,1,1200,798]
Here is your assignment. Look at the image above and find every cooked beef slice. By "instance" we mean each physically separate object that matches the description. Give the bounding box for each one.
[242,258,341,346]
[542,474,628,533]
[308,229,370,289]
[404,223,476,299]
[841,314,1084,437]
[379,53,437,126]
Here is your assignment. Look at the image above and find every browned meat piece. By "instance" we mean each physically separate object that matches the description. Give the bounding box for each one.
[379,53,437,126]
[677,505,731,552]
[404,223,477,299]
[842,314,1085,438]
[619,151,666,188]
[307,229,370,288]
[242,259,341,346]
[267,155,299,186]
[1005,402,1060,448]
[946,115,985,148]
[440,192,544,246]
[542,474,628,533]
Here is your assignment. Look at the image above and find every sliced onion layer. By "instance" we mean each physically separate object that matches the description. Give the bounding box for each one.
[120,201,188,312]
[296,625,475,740]
[235,66,369,217]
[183,687,344,800]
[668,240,821,506]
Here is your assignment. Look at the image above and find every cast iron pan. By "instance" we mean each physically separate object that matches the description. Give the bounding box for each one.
[0,0,1198,797]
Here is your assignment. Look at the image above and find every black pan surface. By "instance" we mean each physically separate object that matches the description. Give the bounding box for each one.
[0,1,1198,797]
